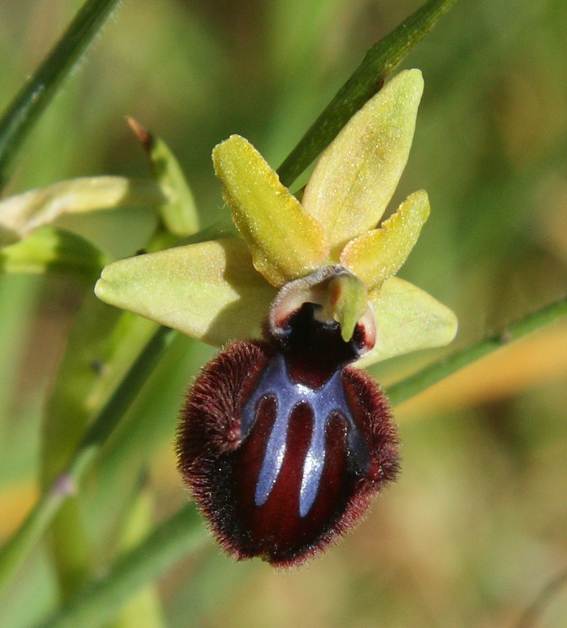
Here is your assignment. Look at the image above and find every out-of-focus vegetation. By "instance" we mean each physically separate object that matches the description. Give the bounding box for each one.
[0,1,566,626]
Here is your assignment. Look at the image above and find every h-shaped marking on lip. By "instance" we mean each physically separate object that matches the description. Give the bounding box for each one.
[241,353,367,518]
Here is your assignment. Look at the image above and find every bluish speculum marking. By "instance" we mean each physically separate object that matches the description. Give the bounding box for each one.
[241,353,369,518]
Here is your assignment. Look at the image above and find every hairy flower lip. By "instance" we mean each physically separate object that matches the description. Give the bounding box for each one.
[177,337,399,567]
[177,297,399,566]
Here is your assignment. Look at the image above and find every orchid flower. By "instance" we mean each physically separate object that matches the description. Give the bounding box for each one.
[95,69,457,566]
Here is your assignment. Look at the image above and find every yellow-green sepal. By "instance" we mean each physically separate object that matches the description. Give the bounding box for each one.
[95,237,277,345]
[340,190,430,290]
[212,135,329,287]
[302,69,424,255]
[356,276,458,367]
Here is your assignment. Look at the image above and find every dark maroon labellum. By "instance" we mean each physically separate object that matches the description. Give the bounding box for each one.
[177,304,399,566]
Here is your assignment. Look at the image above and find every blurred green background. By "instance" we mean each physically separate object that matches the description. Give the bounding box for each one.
[0,0,566,626]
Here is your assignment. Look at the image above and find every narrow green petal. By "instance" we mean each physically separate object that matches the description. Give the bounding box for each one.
[94,237,276,346]
[213,135,328,287]
[0,176,164,243]
[302,69,424,254]
[356,276,457,367]
[341,190,430,290]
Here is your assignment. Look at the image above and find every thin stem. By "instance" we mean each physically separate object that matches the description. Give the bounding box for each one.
[0,326,175,591]
[277,0,458,186]
[0,0,121,187]
[386,295,567,406]
[41,506,205,628]
[111,475,166,628]
[41,295,567,628]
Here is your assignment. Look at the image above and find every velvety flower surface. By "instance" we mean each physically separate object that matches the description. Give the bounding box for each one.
[95,69,458,565]
[178,314,398,565]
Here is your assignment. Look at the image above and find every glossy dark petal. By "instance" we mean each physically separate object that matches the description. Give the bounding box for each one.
[177,340,399,566]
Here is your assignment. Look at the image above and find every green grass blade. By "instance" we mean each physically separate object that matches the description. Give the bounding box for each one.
[277,0,458,187]
[42,506,205,628]
[111,478,166,628]
[0,0,122,186]
[42,299,157,598]
[0,326,175,594]
[40,295,567,628]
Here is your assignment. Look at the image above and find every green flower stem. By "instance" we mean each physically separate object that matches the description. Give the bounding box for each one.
[0,0,121,187]
[277,0,458,187]
[386,295,567,405]
[0,326,175,593]
[41,295,567,628]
